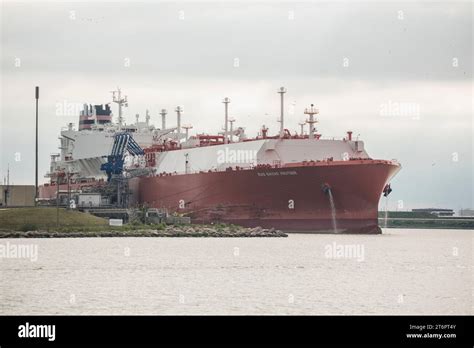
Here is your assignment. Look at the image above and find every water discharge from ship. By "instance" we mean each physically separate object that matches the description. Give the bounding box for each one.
[382,184,392,230]
[322,183,338,233]
[327,189,338,234]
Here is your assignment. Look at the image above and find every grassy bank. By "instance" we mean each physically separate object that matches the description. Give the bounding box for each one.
[0,207,287,237]
[0,207,108,231]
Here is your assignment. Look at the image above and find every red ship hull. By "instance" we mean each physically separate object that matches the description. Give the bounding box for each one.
[138,159,400,233]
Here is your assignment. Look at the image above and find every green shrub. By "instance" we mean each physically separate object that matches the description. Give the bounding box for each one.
[155,223,166,230]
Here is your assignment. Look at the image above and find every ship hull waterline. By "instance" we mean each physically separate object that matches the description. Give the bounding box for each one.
[138,160,401,234]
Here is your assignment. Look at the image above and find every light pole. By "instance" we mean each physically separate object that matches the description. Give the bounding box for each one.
[56,173,60,226]
[35,86,39,206]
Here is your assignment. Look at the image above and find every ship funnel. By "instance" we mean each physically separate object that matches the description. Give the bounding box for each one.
[277,87,287,138]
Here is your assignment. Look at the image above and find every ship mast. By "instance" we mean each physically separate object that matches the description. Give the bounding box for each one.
[145,109,150,126]
[160,109,167,129]
[298,122,306,136]
[182,124,193,141]
[261,125,268,139]
[111,87,128,130]
[175,106,183,139]
[304,104,319,139]
[222,97,230,144]
[228,117,235,143]
[277,87,287,138]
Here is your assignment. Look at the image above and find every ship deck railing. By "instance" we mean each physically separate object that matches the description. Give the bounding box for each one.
[151,158,398,178]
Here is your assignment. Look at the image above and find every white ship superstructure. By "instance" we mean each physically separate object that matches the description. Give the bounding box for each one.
[46,88,182,182]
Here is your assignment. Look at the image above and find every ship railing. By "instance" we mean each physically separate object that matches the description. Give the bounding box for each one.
[154,163,285,177]
[153,156,392,177]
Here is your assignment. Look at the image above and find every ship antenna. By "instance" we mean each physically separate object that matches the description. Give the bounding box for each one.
[304,103,319,139]
[277,87,287,138]
[160,109,167,129]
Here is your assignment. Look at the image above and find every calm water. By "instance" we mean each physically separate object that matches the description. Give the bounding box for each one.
[0,229,471,315]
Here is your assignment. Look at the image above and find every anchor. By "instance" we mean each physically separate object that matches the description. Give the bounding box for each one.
[383,184,392,197]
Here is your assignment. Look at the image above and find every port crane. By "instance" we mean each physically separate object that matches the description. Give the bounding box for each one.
[100,132,145,207]
[101,132,145,182]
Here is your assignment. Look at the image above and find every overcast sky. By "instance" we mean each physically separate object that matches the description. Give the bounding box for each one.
[1,1,472,211]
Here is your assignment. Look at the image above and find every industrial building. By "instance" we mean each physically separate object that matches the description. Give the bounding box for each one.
[411,208,455,217]
[0,185,35,207]
[458,209,474,217]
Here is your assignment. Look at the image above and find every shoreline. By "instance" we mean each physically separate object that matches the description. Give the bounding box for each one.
[378,218,474,230]
[1,224,472,238]
[0,225,287,238]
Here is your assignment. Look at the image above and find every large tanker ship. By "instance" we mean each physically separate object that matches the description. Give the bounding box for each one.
[40,88,401,233]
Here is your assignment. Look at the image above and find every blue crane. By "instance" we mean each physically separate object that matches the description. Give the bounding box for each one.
[101,132,145,182]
